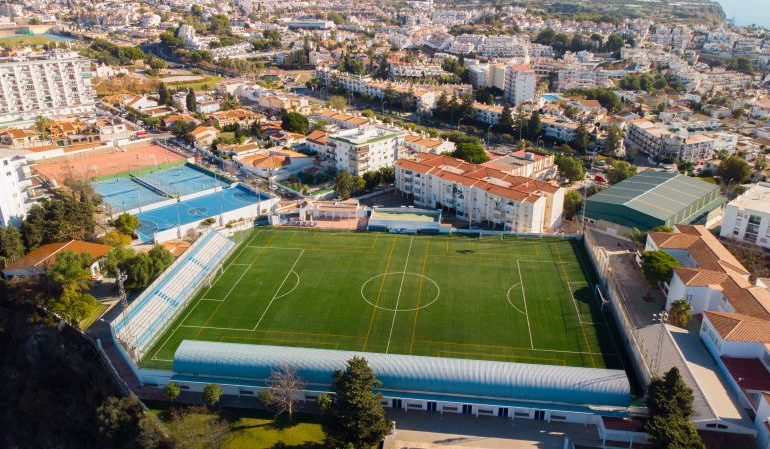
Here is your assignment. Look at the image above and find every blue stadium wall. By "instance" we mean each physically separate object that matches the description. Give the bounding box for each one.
[159,340,632,424]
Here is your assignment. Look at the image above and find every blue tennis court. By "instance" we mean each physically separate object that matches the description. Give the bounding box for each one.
[93,176,167,214]
[94,164,231,214]
[134,164,230,197]
[134,185,271,242]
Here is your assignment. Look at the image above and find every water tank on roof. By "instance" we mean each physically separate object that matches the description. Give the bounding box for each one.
[525,151,534,160]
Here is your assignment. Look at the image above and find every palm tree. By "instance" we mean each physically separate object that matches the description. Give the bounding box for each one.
[626,227,647,251]
[669,299,692,329]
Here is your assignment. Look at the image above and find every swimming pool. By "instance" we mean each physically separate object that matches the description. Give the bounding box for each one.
[134,185,272,242]
[541,94,562,102]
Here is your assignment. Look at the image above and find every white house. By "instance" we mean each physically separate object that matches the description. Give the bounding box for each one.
[720,182,770,249]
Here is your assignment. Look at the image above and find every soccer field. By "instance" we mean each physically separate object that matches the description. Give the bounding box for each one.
[141,228,624,371]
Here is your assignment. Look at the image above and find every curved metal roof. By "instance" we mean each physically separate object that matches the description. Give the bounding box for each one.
[173,341,631,407]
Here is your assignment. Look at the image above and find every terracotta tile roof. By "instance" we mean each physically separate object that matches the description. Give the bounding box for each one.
[397,153,561,204]
[651,225,750,277]
[704,311,770,343]
[674,267,729,287]
[4,240,112,272]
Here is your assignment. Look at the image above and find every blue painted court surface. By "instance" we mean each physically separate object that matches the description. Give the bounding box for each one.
[134,185,271,241]
[92,176,167,213]
[93,164,231,214]
[134,164,230,198]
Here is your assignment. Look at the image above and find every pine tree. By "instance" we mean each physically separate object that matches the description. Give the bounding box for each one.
[158,83,171,106]
[320,357,391,449]
[645,367,703,449]
[498,104,514,133]
[185,88,196,113]
[0,226,25,266]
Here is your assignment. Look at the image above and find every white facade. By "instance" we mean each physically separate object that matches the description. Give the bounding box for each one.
[504,64,535,106]
[720,183,770,249]
[0,149,32,227]
[330,126,405,176]
[396,154,564,233]
[0,51,96,124]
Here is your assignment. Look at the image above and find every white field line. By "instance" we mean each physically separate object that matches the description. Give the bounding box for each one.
[516,260,534,350]
[505,283,527,315]
[385,237,414,353]
[150,263,251,361]
[252,249,305,330]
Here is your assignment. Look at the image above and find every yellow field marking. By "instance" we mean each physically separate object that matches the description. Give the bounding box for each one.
[410,241,430,354]
[437,350,566,366]
[194,231,279,338]
[362,239,397,351]
[252,328,364,340]
[551,243,596,368]
[372,233,378,249]
[415,339,610,357]
[220,335,338,348]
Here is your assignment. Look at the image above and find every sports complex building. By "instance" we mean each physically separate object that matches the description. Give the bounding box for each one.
[109,224,644,433]
[34,141,278,243]
[585,171,724,235]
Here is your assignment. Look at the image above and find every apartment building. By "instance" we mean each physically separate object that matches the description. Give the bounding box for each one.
[472,102,506,125]
[0,51,96,124]
[503,64,536,106]
[390,63,447,78]
[626,119,717,161]
[556,69,613,92]
[541,116,580,143]
[720,183,770,249]
[0,148,32,227]
[395,154,564,233]
[330,126,405,176]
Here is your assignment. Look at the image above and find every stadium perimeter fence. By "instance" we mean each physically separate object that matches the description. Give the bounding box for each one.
[111,228,240,362]
[583,229,652,390]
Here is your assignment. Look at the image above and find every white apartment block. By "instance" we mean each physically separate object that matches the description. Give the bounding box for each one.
[0,149,32,227]
[390,63,447,78]
[556,69,613,92]
[625,119,717,162]
[330,126,405,176]
[503,64,535,106]
[720,183,770,249]
[472,102,506,125]
[395,154,564,233]
[0,51,95,124]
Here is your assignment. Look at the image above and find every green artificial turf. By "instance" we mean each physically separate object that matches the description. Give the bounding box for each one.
[141,228,622,370]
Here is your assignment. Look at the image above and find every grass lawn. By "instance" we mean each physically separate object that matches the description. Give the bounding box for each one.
[79,303,109,330]
[0,35,54,47]
[149,403,325,449]
[167,75,224,91]
[141,228,623,371]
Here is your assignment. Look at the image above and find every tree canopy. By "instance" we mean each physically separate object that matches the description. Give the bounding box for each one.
[563,190,583,220]
[556,156,586,182]
[607,160,637,184]
[716,156,750,184]
[641,250,681,285]
[281,111,310,135]
[320,357,391,449]
[645,367,704,449]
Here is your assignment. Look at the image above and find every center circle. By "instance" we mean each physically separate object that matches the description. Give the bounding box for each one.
[360,272,440,312]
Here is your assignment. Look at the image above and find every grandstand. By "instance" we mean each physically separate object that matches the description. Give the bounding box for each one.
[112,231,236,358]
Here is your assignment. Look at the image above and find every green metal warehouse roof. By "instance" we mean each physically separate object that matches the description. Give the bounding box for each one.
[586,171,724,230]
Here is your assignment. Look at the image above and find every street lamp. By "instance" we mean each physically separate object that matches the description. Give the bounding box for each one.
[457,117,465,130]
[486,123,494,148]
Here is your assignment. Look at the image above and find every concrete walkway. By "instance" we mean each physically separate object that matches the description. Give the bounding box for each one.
[384,410,602,449]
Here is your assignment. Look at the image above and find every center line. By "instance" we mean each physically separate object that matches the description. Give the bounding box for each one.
[386,237,414,353]
[253,249,305,330]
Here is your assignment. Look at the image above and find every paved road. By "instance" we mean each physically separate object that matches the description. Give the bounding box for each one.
[384,409,602,449]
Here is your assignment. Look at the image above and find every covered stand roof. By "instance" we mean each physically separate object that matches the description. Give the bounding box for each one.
[173,341,631,408]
